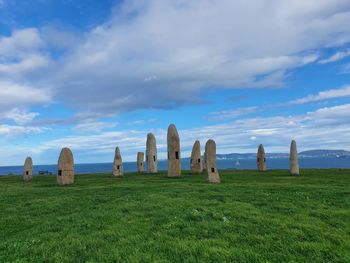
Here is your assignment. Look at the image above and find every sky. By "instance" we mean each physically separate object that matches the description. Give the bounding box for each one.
[1,0,350,165]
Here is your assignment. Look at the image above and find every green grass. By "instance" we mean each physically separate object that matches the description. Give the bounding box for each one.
[0,169,349,262]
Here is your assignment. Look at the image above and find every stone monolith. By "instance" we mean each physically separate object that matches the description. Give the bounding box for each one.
[257,144,267,172]
[57,148,74,185]
[167,124,181,177]
[205,139,220,183]
[290,140,300,176]
[146,133,158,173]
[113,147,124,177]
[137,152,144,173]
[23,157,33,181]
[190,140,202,173]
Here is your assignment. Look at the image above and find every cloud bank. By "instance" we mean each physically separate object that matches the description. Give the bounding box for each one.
[2,0,350,118]
[8,102,347,164]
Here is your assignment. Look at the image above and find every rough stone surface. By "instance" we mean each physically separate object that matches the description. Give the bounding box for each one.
[205,139,220,183]
[257,144,267,171]
[167,124,181,177]
[113,147,124,177]
[290,140,300,176]
[146,133,158,173]
[57,148,74,185]
[190,140,202,173]
[23,157,33,181]
[137,152,144,173]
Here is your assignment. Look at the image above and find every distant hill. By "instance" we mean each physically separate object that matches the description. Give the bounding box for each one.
[215,153,289,160]
[299,150,350,157]
[182,153,288,160]
[210,150,350,160]
[181,149,350,160]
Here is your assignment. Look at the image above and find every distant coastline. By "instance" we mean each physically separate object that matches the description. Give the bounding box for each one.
[1,151,349,176]
[212,149,350,160]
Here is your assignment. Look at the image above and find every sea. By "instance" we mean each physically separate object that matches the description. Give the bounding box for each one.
[0,157,349,176]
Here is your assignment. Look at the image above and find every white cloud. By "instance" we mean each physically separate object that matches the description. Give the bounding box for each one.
[288,85,350,105]
[0,80,51,110]
[306,103,350,125]
[22,103,350,164]
[319,49,350,64]
[208,106,259,120]
[40,25,82,50]
[0,124,46,136]
[0,28,45,58]
[73,120,117,132]
[0,28,51,80]
[181,104,350,155]
[0,108,39,125]
[127,118,158,126]
[209,85,350,121]
[45,0,350,116]
[0,54,50,75]
[32,129,149,163]
[0,1,349,118]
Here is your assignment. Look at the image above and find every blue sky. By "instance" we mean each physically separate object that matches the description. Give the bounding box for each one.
[1,0,350,165]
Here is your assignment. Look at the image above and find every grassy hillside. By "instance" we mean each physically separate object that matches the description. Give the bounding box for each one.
[0,169,349,262]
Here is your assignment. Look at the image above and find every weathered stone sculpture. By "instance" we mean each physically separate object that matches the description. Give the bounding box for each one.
[23,157,33,181]
[146,133,158,173]
[257,144,267,171]
[290,140,300,176]
[137,152,144,173]
[205,139,220,183]
[190,140,202,173]
[57,147,74,185]
[113,147,124,177]
[167,124,181,177]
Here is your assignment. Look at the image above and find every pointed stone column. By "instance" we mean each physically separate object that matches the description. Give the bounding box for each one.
[257,144,267,171]
[146,133,158,173]
[290,140,300,176]
[23,157,33,181]
[205,139,220,183]
[137,152,144,173]
[57,148,74,185]
[167,124,181,177]
[113,147,124,177]
[190,140,202,173]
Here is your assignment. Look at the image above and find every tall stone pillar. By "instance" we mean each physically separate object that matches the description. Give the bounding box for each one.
[146,133,158,173]
[257,144,267,171]
[205,139,220,183]
[113,147,124,177]
[23,157,33,181]
[190,140,202,173]
[137,152,144,173]
[290,140,300,176]
[57,148,74,185]
[167,124,181,177]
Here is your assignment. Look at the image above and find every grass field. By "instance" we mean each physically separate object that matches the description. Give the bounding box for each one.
[0,169,349,262]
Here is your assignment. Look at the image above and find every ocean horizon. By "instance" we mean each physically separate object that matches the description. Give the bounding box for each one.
[1,156,349,176]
